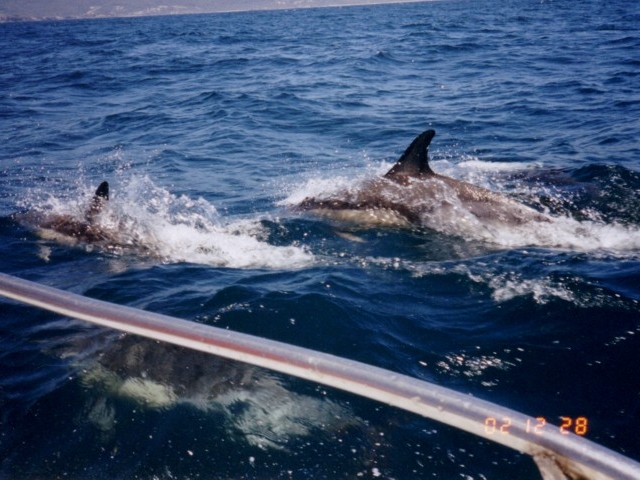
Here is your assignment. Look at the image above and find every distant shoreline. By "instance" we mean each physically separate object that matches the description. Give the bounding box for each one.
[0,0,430,23]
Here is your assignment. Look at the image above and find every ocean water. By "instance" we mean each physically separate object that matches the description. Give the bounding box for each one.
[1,0,639,478]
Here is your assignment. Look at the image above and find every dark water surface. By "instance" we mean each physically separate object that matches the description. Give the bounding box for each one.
[1,0,639,478]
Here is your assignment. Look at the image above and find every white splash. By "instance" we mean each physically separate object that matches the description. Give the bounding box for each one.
[24,175,315,270]
[481,216,640,252]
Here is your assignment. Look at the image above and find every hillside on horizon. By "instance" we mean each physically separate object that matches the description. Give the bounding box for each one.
[0,0,425,22]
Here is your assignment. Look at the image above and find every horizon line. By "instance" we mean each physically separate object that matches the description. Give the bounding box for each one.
[0,0,432,23]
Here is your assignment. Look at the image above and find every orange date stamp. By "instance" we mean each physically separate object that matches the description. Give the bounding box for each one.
[483,416,588,436]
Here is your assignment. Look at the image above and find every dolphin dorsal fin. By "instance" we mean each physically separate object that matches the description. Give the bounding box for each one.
[384,129,436,180]
[94,181,109,201]
[86,181,109,220]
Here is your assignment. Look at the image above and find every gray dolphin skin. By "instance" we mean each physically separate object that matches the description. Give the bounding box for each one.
[296,130,551,230]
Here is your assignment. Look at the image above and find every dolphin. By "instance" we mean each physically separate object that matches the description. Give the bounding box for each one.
[296,130,551,232]
[20,181,113,245]
[17,181,153,255]
[59,331,367,451]
[15,180,316,268]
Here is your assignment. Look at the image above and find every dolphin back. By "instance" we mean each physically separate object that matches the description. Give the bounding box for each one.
[384,129,436,180]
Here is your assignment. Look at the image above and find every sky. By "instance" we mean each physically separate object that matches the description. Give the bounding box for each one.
[0,0,426,21]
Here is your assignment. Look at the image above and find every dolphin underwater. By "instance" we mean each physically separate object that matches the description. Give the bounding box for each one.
[296,130,551,232]
[59,331,367,451]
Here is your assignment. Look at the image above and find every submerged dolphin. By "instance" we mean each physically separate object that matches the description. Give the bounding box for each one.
[296,130,551,231]
[61,332,366,451]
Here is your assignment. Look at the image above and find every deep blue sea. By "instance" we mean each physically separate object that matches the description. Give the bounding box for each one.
[1,0,640,478]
